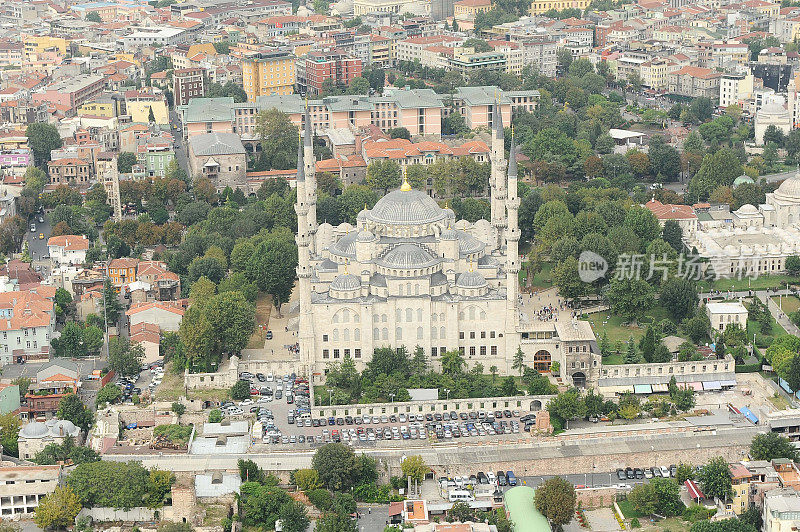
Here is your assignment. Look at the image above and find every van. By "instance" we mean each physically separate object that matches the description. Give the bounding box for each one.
[448,490,475,502]
[506,471,517,486]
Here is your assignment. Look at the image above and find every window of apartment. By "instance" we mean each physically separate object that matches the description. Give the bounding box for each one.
[431,347,437,357]
[491,346,497,356]
[323,349,329,359]
[322,334,328,342]
[459,332,464,340]
[354,349,361,358]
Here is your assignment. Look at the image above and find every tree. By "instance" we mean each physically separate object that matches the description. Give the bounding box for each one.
[108,337,144,377]
[660,278,699,322]
[441,349,466,376]
[347,76,370,95]
[67,461,150,510]
[389,127,411,140]
[547,389,586,427]
[171,402,185,418]
[624,206,661,244]
[535,476,576,527]
[0,412,21,457]
[662,220,683,252]
[34,485,81,530]
[785,255,800,275]
[512,346,525,376]
[95,384,122,408]
[294,469,322,491]
[625,336,640,364]
[688,148,744,201]
[246,237,298,313]
[57,394,92,433]
[101,279,123,325]
[699,456,733,501]
[317,512,357,532]
[279,500,310,532]
[605,278,654,323]
[26,122,63,166]
[690,519,757,532]
[366,160,402,193]
[312,443,360,491]
[85,11,102,22]
[146,469,175,509]
[750,432,800,461]
[648,135,681,182]
[401,455,428,484]
[676,462,694,484]
[552,256,587,300]
[209,409,222,423]
[253,109,299,170]
[231,380,251,401]
[449,501,476,523]
[204,291,256,354]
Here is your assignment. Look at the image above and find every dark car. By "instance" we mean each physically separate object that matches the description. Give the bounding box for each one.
[336,417,345,425]
[312,419,320,427]
[503,410,513,418]
[634,468,644,479]
[497,471,507,486]
[425,413,433,421]
[617,469,626,481]
[328,416,336,425]
[256,373,266,382]
[625,468,635,479]
[477,472,489,484]
[669,464,677,477]
[460,412,468,420]
[345,416,353,425]
[434,413,443,421]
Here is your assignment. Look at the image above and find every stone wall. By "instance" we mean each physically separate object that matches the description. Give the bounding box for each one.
[185,356,239,390]
[577,487,618,509]
[313,394,554,418]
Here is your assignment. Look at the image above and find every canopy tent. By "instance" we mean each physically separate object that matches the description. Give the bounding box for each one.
[719,380,737,388]
[652,384,669,393]
[702,381,722,391]
[685,480,704,501]
[739,406,759,424]
[685,382,703,391]
[633,384,653,394]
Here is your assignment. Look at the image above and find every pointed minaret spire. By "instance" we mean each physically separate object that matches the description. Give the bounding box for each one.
[493,99,504,139]
[296,131,305,182]
[304,103,313,147]
[508,128,517,178]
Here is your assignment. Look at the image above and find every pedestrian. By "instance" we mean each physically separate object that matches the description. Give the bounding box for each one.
[368,508,371,515]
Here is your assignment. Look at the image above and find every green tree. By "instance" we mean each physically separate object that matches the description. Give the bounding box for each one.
[675,462,694,484]
[278,500,310,532]
[366,160,402,193]
[108,337,144,376]
[512,346,525,376]
[547,389,586,427]
[208,409,222,423]
[231,380,251,401]
[95,384,122,408]
[535,476,576,527]
[660,278,699,322]
[57,393,93,433]
[34,485,82,530]
[312,443,360,491]
[625,336,640,364]
[699,457,733,501]
[401,455,428,484]
[441,349,466,376]
[750,432,800,461]
[294,469,322,491]
[171,402,185,418]
[26,122,63,166]
[246,237,298,313]
[388,127,411,140]
[85,11,102,21]
[0,412,21,457]
[101,278,123,325]
[204,291,256,355]
[66,461,149,510]
[552,256,587,300]
[317,512,357,532]
[606,278,654,323]
[662,219,683,252]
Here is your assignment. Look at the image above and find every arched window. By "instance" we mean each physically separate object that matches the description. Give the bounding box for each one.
[399,284,403,296]
[373,328,380,340]
[480,311,486,320]
[440,326,446,338]
[343,309,349,322]
[432,313,438,322]
[354,313,360,323]
[459,312,464,320]
[417,309,422,321]
[396,327,402,341]
[415,284,419,295]
[355,329,360,341]
[344,329,350,342]
[382,314,387,322]
[382,328,388,340]
[440,313,445,321]
[396,309,402,322]
[332,329,339,341]
[417,326,423,340]
[469,307,475,320]
[406,282,411,294]
[432,327,438,339]
[406,308,412,321]
[373,315,379,323]
[333,314,339,323]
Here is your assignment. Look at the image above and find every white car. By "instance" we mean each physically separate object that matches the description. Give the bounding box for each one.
[660,466,671,477]
[267,373,274,382]
[240,399,253,407]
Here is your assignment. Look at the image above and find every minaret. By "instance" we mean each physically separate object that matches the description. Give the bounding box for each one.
[294,135,315,379]
[505,130,521,371]
[490,96,507,251]
[304,105,318,255]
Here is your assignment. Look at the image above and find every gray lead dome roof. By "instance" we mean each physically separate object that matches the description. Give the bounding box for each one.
[366,189,447,226]
[379,243,439,269]
[330,273,361,291]
[456,270,487,288]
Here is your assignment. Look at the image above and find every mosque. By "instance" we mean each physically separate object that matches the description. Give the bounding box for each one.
[686,170,800,277]
[293,106,599,386]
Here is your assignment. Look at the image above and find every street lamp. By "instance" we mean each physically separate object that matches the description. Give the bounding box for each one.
[389,393,395,404]
[444,389,450,401]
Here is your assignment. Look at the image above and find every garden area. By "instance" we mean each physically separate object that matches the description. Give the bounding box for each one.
[582,306,671,346]
[698,273,798,292]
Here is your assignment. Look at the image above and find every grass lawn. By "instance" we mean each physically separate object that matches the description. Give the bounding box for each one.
[639,517,691,532]
[747,316,787,341]
[698,274,799,292]
[603,353,624,365]
[203,504,230,527]
[155,362,230,402]
[582,306,671,348]
[769,392,791,410]
[520,262,555,290]
[617,500,645,519]
[246,292,273,349]
[772,295,800,314]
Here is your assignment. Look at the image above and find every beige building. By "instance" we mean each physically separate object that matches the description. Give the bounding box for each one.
[0,463,61,518]
[454,0,491,20]
[706,302,748,332]
[126,301,185,333]
[720,72,754,109]
[529,0,589,14]
[17,419,82,460]
[668,66,721,99]
[188,132,247,191]
[241,50,295,102]
[764,488,800,532]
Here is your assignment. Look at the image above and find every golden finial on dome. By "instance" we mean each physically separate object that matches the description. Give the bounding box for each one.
[400,165,411,191]
[469,258,474,272]
[344,258,348,274]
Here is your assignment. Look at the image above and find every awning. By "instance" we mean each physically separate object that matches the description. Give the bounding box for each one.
[686,382,703,391]
[652,384,669,393]
[685,480,704,500]
[703,381,722,391]
[633,384,653,394]
[719,380,737,387]
[740,406,759,424]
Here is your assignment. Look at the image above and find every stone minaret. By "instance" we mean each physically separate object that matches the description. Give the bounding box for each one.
[506,131,520,314]
[304,106,318,255]
[295,136,315,379]
[490,99,507,251]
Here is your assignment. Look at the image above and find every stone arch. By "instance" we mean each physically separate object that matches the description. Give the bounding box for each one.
[533,350,551,372]
[572,371,587,388]
[530,399,543,411]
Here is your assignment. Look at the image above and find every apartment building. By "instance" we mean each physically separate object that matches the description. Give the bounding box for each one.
[296,49,362,95]
[0,287,56,363]
[24,360,78,417]
[489,41,523,75]
[47,235,89,266]
[0,42,23,68]
[668,66,721,98]
[394,35,464,65]
[0,464,61,519]
[173,67,206,107]
[241,50,295,101]
[46,158,92,187]
[720,72,754,108]
[31,74,105,114]
[640,58,672,91]
[107,258,139,286]
[516,36,558,78]
[447,47,506,75]
[529,0,590,14]
[453,0,491,19]
[764,488,800,532]
[122,26,187,51]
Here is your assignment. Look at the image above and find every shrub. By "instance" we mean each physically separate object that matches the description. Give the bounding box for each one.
[683,504,716,522]
[631,518,641,528]
[307,488,333,511]
[209,409,222,423]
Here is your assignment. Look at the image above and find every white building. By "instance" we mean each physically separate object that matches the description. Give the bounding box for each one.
[0,287,56,363]
[47,235,89,266]
[755,95,792,145]
[764,488,800,532]
[293,106,597,385]
[0,463,61,519]
[122,26,187,51]
[18,419,81,460]
[686,171,800,277]
[705,301,748,332]
[719,72,754,109]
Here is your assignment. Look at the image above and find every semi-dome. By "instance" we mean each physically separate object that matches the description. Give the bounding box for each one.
[456,270,487,288]
[356,230,374,242]
[330,273,361,291]
[456,231,485,255]
[20,422,48,438]
[775,174,800,201]
[366,188,447,226]
[379,244,439,269]
[329,231,358,258]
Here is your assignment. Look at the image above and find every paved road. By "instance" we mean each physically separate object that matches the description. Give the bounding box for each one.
[170,110,189,175]
[24,215,51,263]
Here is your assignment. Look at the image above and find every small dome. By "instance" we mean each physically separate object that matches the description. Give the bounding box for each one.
[441,228,458,240]
[356,230,374,242]
[456,270,487,288]
[49,420,79,437]
[317,258,339,273]
[457,231,485,255]
[431,271,448,286]
[330,273,361,291]
[20,422,48,439]
[733,174,754,187]
[379,244,439,269]
[736,204,759,215]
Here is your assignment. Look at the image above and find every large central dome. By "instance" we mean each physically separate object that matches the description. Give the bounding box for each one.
[366,188,448,226]
[775,173,800,202]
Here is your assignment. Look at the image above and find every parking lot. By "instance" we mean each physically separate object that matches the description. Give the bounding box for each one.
[221,373,527,448]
